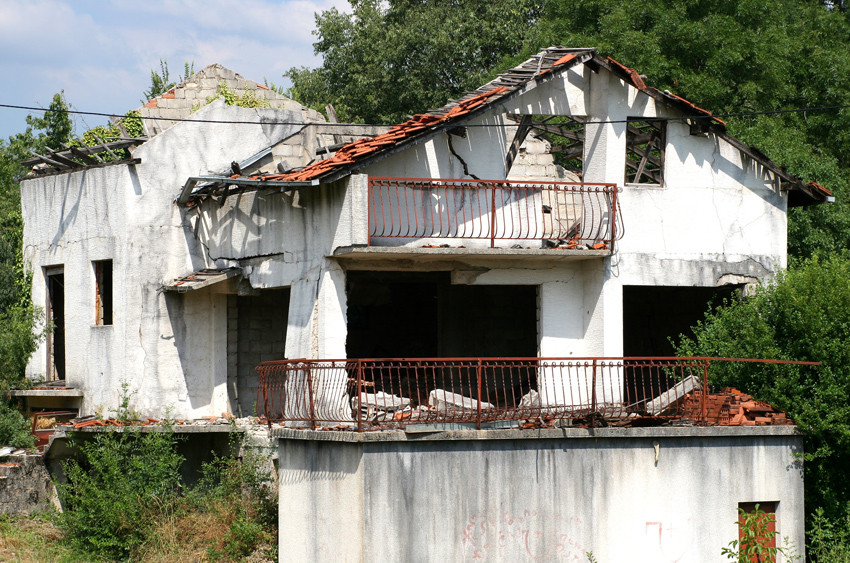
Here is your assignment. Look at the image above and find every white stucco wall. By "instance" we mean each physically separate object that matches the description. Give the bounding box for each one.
[21,100,307,417]
[20,59,794,418]
[277,426,805,563]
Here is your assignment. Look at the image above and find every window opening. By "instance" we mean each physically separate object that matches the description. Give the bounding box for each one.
[626,119,665,184]
[737,502,778,563]
[94,260,113,326]
[46,268,65,380]
[507,114,586,175]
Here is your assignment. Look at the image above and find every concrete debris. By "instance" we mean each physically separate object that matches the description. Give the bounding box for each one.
[519,389,540,409]
[428,389,494,413]
[0,446,15,457]
[645,374,701,415]
[353,391,413,421]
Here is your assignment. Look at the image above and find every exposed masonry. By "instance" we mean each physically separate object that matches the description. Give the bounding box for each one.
[0,455,58,515]
[137,63,324,137]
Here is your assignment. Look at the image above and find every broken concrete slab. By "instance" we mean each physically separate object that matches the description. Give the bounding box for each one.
[428,389,494,414]
[645,374,701,415]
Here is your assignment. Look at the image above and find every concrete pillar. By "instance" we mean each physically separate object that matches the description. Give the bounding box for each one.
[210,292,229,414]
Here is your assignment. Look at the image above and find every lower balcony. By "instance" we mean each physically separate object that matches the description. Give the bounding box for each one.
[255,357,799,431]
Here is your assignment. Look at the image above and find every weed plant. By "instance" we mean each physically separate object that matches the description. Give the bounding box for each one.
[58,426,277,562]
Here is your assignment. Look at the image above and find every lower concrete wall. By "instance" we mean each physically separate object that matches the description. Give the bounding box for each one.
[276,426,804,562]
[0,454,59,515]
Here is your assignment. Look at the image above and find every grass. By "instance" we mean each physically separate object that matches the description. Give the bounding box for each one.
[0,513,75,563]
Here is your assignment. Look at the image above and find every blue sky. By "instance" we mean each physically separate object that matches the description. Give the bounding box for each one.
[0,0,350,140]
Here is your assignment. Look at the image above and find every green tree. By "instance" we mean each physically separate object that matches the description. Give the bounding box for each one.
[0,92,70,388]
[531,0,850,260]
[286,0,544,123]
[676,256,850,527]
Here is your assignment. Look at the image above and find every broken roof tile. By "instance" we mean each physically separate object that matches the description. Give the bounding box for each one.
[211,47,827,205]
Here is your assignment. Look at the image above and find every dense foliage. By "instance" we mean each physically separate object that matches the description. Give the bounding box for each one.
[286,0,544,123]
[60,430,183,559]
[59,428,277,562]
[676,257,850,530]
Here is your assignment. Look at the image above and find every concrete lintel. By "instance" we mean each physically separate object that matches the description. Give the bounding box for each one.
[8,389,84,398]
[272,424,800,443]
[53,424,244,436]
[332,245,611,265]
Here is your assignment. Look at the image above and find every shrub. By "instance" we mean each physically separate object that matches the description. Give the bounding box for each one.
[0,399,34,449]
[58,429,182,560]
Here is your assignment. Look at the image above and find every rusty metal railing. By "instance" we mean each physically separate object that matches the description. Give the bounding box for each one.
[255,357,747,431]
[367,177,620,250]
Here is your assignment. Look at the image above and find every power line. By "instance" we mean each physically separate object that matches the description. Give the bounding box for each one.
[1,101,849,129]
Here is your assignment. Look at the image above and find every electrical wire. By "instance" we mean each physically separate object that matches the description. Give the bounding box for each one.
[1,102,849,129]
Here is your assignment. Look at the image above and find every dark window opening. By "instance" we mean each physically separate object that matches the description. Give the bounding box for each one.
[94,260,113,326]
[46,269,65,381]
[506,114,586,175]
[623,285,740,405]
[626,119,665,184]
[346,271,537,359]
[623,285,740,357]
[346,271,539,408]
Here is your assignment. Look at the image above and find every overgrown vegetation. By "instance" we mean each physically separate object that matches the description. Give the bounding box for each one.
[676,256,850,557]
[58,427,276,562]
[142,59,195,102]
[722,505,800,562]
[0,399,34,449]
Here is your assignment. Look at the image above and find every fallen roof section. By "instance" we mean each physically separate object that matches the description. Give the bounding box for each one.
[162,267,241,292]
[222,46,830,206]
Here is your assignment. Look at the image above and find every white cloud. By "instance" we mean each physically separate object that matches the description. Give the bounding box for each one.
[0,0,352,139]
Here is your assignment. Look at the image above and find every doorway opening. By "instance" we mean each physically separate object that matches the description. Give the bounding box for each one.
[46,268,65,381]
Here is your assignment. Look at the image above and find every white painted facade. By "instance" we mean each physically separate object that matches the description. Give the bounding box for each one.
[276,426,805,563]
[21,58,798,419]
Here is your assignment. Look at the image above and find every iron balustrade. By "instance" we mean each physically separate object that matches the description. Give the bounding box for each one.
[254,357,770,431]
[367,177,620,250]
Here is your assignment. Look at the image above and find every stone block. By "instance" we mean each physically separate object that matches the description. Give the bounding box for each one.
[199,78,219,90]
[236,78,255,90]
[215,67,236,81]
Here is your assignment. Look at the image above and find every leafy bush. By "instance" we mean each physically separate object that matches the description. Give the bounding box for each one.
[0,400,34,449]
[808,507,850,562]
[58,427,277,562]
[0,304,48,391]
[59,429,183,560]
[676,256,850,522]
[196,443,277,561]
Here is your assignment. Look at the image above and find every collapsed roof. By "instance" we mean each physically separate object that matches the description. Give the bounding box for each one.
[220,47,831,207]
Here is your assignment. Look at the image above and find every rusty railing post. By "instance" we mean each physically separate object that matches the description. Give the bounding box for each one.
[591,359,598,428]
[306,362,316,429]
[357,359,364,432]
[490,183,497,248]
[702,361,710,425]
[476,359,483,430]
[610,185,617,252]
[262,366,271,429]
[367,180,373,247]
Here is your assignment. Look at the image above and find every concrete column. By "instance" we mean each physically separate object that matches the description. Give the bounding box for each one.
[210,292,229,414]
[583,70,628,187]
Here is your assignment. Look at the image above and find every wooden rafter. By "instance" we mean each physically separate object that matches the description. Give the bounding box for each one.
[22,137,147,175]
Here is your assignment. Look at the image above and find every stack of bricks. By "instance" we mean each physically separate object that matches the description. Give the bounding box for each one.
[683,388,792,426]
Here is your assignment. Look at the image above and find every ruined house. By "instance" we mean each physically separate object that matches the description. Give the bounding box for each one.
[18,50,830,560]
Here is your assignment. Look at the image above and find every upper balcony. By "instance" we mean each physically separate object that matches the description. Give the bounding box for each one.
[334,177,620,263]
